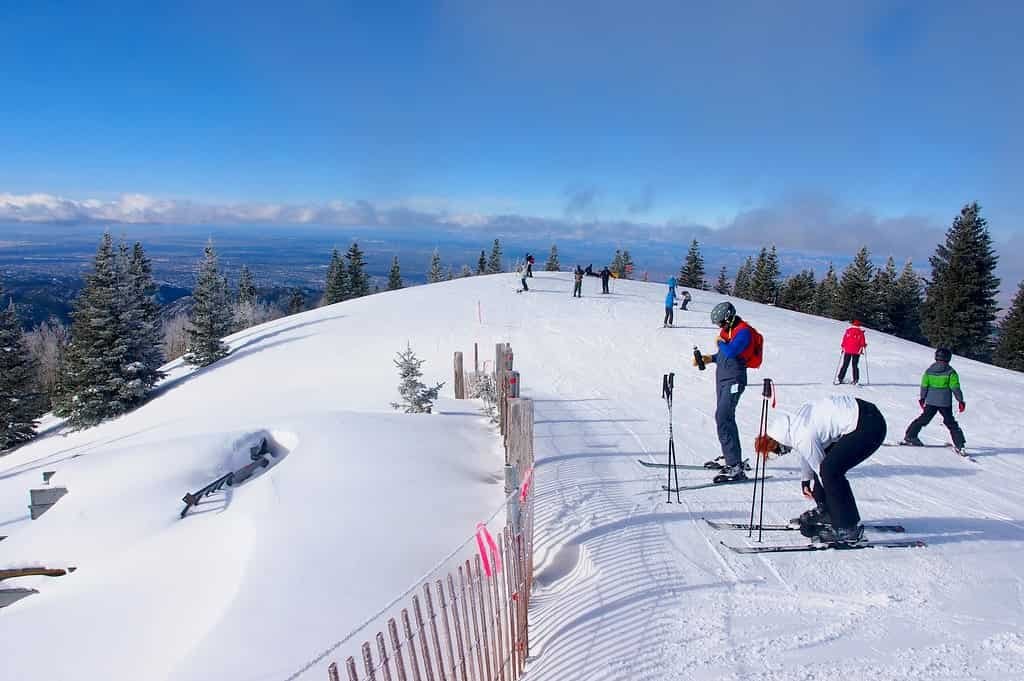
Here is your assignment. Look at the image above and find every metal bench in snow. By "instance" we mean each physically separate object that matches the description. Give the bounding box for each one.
[179,437,274,518]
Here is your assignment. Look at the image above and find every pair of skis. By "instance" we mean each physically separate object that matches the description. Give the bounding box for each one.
[882,440,976,462]
[704,518,926,554]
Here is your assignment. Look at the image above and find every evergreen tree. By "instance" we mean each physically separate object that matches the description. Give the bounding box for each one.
[778,270,817,314]
[921,202,1000,360]
[390,343,444,414]
[836,247,876,324]
[892,260,924,342]
[121,242,166,394]
[427,249,444,283]
[748,246,782,304]
[387,256,404,290]
[460,264,473,278]
[678,239,706,289]
[545,244,560,271]
[185,240,234,367]
[611,250,625,278]
[287,289,306,315]
[446,267,454,281]
[237,265,257,306]
[487,239,503,274]
[871,257,900,334]
[477,250,487,274]
[620,250,634,279]
[323,249,348,305]
[0,285,42,449]
[993,281,1024,372]
[713,266,732,295]
[733,257,754,299]
[813,262,840,318]
[346,242,370,298]
[54,233,135,427]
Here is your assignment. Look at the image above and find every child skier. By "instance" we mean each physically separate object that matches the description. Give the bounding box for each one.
[679,290,692,311]
[573,266,584,298]
[901,348,967,454]
[835,320,867,385]
[664,286,676,327]
[756,394,887,546]
[693,302,763,483]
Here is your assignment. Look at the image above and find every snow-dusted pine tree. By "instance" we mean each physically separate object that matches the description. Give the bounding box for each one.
[460,264,473,278]
[487,239,503,274]
[323,249,347,305]
[387,256,404,290]
[185,240,234,367]
[237,265,257,306]
[477,250,487,274]
[0,285,42,449]
[119,242,166,399]
[427,249,444,283]
[545,244,560,271]
[713,266,732,295]
[732,257,754,299]
[287,289,306,315]
[390,344,444,414]
[54,232,134,428]
[678,240,706,289]
[346,242,370,298]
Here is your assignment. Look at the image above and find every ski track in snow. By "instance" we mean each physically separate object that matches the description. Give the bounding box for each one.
[1,272,1023,680]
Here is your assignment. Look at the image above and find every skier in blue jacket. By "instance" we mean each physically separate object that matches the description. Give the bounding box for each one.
[664,287,676,327]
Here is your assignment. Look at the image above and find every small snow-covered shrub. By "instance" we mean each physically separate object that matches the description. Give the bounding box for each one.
[391,344,444,414]
[468,372,499,423]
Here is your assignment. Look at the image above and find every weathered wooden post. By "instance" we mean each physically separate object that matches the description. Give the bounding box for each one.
[454,351,466,399]
[474,342,479,375]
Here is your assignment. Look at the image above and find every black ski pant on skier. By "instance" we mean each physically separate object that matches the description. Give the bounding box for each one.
[573,281,582,297]
[716,381,745,467]
[601,277,609,294]
[520,275,529,291]
[663,306,674,326]
[906,405,965,449]
[837,353,861,383]
[809,399,885,529]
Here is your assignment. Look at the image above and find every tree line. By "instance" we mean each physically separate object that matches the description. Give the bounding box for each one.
[679,202,1021,371]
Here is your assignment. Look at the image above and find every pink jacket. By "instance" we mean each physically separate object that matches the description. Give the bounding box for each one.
[841,327,867,355]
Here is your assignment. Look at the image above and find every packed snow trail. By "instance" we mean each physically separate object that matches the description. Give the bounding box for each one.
[487,273,1024,681]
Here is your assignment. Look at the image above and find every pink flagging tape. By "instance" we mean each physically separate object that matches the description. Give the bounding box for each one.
[519,467,534,503]
[475,522,502,577]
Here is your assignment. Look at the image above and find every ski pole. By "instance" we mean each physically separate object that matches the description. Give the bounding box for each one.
[663,373,679,503]
[834,351,844,384]
[748,377,773,539]
[863,349,870,385]
[757,378,773,542]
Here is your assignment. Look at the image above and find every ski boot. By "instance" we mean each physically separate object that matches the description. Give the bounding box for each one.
[713,464,748,484]
[703,455,726,470]
[814,524,866,547]
[789,506,832,537]
[901,436,924,447]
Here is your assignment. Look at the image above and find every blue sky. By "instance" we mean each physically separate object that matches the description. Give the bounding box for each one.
[1,1,1022,254]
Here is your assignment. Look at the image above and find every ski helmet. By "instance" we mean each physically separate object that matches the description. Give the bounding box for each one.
[710,301,736,326]
[935,347,952,362]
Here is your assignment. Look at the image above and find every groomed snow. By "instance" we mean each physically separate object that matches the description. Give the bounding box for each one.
[2,271,1024,681]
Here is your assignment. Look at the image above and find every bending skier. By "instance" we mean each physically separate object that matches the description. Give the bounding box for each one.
[836,320,867,385]
[902,348,966,454]
[679,290,692,311]
[694,302,763,482]
[756,394,887,545]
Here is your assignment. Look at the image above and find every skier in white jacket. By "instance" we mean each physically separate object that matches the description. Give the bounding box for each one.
[755,394,887,545]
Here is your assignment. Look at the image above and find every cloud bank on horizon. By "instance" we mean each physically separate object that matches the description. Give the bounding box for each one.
[0,190,949,261]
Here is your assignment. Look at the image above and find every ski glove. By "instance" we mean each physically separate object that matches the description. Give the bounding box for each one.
[958,402,966,413]
[801,480,814,500]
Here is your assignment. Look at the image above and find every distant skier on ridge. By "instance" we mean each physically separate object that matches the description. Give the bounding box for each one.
[693,301,764,482]
[600,266,611,294]
[901,347,967,454]
[572,265,584,298]
[835,319,867,385]
[756,394,887,546]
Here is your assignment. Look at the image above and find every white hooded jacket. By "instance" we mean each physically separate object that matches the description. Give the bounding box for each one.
[767,395,860,482]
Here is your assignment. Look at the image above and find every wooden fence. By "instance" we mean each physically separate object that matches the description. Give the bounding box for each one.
[320,343,536,681]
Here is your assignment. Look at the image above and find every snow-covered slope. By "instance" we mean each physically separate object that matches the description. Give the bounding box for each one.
[3,272,1024,681]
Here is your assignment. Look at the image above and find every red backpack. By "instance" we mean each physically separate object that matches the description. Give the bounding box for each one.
[729,320,764,369]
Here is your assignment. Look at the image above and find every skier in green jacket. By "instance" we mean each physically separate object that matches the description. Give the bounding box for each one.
[902,348,967,454]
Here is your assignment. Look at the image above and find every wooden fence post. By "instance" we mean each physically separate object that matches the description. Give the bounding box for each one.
[454,352,465,399]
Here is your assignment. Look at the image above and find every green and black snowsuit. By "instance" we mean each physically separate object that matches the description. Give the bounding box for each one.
[905,361,966,448]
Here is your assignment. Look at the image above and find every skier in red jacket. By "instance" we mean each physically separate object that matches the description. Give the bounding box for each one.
[835,320,867,385]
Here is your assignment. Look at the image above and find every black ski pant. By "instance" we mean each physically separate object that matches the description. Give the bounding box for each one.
[521,276,528,291]
[573,281,582,297]
[906,405,965,448]
[526,264,533,277]
[837,353,860,383]
[679,299,689,310]
[663,306,674,326]
[810,399,886,529]
[715,382,745,467]
[602,278,609,293]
